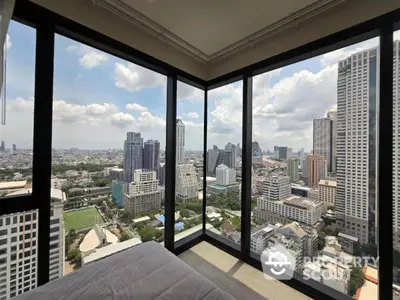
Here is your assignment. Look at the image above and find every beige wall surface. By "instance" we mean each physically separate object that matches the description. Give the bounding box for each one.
[32,0,400,81]
[31,0,208,79]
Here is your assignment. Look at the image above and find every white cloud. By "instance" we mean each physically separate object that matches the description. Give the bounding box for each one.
[6,34,11,50]
[125,103,148,112]
[181,112,199,119]
[109,112,135,128]
[177,81,203,101]
[67,44,108,69]
[115,62,166,92]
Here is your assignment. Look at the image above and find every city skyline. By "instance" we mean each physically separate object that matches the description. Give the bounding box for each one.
[4,21,400,152]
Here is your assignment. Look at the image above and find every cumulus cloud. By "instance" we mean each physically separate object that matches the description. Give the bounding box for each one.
[114,62,166,92]
[66,44,108,69]
[177,81,203,101]
[109,112,135,128]
[181,112,199,119]
[125,103,148,111]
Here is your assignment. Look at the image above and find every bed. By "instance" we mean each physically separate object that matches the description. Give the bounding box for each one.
[14,241,236,300]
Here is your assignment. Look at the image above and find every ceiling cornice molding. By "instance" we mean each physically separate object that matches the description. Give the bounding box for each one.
[95,0,347,64]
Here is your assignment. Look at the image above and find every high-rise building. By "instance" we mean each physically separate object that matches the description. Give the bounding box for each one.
[112,181,124,208]
[176,119,185,164]
[157,162,166,186]
[287,157,299,182]
[176,164,198,202]
[262,175,291,201]
[313,117,332,171]
[336,46,378,245]
[216,164,236,186]
[143,140,160,171]
[123,132,143,183]
[206,146,223,176]
[224,142,236,168]
[306,155,327,188]
[123,169,161,216]
[327,109,337,172]
[0,188,65,299]
[12,144,16,152]
[222,151,234,169]
[0,141,4,152]
[318,179,336,208]
[278,146,287,160]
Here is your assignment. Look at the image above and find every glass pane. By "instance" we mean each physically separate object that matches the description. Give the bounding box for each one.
[52,34,166,274]
[206,81,242,245]
[0,21,36,198]
[174,81,204,242]
[251,36,379,298]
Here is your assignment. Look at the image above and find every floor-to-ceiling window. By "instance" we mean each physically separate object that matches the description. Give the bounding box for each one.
[206,81,243,246]
[174,81,204,243]
[250,35,380,299]
[52,34,167,275]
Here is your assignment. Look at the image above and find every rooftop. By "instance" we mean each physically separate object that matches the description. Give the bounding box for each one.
[82,238,142,265]
[7,188,66,201]
[0,180,27,190]
[318,179,337,187]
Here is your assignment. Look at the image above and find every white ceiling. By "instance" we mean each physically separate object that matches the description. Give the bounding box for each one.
[97,0,346,63]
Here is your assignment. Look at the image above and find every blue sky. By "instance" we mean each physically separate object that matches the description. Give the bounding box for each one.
[2,20,395,152]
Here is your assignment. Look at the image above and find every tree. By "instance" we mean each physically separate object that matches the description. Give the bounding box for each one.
[67,248,81,262]
[68,229,76,240]
[348,267,365,296]
[180,209,191,218]
[324,225,338,236]
[120,230,131,242]
[318,232,326,250]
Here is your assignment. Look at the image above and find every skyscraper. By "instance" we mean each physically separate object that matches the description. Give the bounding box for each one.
[0,140,4,152]
[12,144,16,152]
[327,109,337,172]
[206,146,223,176]
[306,155,327,188]
[336,46,378,245]
[313,110,336,173]
[143,140,160,171]
[123,132,143,183]
[287,157,299,182]
[225,142,236,168]
[176,119,185,164]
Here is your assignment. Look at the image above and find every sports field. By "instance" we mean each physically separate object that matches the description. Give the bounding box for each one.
[64,207,104,233]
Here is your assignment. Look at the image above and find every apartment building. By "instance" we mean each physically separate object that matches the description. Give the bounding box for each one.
[287,157,300,182]
[0,189,65,299]
[176,164,198,202]
[306,155,327,188]
[262,175,291,201]
[216,164,236,186]
[123,132,143,183]
[123,170,161,216]
[313,112,336,173]
[318,179,336,208]
[257,195,324,226]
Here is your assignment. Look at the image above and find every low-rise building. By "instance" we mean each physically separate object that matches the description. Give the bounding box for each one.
[256,195,324,226]
[206,183,240,195]
[303,255,350,294]
[250,224,276,254]
[337,232,359,255]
